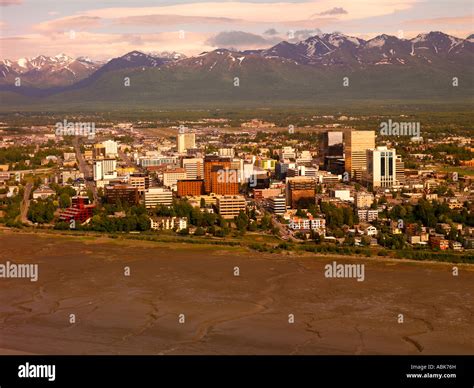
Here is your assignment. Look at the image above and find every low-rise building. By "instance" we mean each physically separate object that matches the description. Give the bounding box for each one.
[216,195,246,219]
[32,186,56,200]
[288,216,326,234]
[150,217,187,231]
[429,235,449,250]
[357,209,378,222]
[268,195,286,215]
[105,184,139,206]
[144,187,173,208]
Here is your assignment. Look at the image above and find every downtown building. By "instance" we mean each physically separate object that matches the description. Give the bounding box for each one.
[144,187,173,208]
[93,159,117,181]
[203,156,231,194]
[365,146,397,188]
[210,167,239,195]
[129,173,150,195]
[105,184,139,206]
[286,176,317,209]
[182,157,204,180]
[216,195,247,219]
[177,179,205,197]
[177,132,196,153]
[268,195,287,215]
[344,130,375,180]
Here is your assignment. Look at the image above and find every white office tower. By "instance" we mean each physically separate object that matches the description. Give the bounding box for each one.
[93,159,117,181]
[243,162,255,183]
[177,133,196,153]
[182,158,204,179]
[366,146,397,188]
[103,140,118,157]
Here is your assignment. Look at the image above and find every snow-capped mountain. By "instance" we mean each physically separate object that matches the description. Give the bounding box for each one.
[0,54,102,87]
[0,51,184,88]
[1,32,472,98]
[260,31,473,67]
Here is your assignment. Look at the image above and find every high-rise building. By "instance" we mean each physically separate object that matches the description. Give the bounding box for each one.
[366,146,397,188]
[210,167,239,195]
[286,177,316,209]
[396,156,405,185]
[320,131,343,159]
[182,158,204,179]
[144,187,173,208]
[93,143,106,159]
[103,140,118,157]
[163,168,187,189]
[177,133,196,153]
[344,130,375,180]
[204,156,231,194]
[216,195,247,219]
[93,159,117,181]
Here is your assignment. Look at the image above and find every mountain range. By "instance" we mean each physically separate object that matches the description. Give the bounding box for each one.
[1,32,473,109]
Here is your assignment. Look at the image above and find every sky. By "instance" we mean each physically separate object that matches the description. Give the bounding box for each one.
[0,0,472,60]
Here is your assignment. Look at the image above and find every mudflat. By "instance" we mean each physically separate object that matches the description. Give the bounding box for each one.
[0,231,473,355]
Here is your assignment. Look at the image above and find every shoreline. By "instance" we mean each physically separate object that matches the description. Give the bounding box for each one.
[0,227,472,269]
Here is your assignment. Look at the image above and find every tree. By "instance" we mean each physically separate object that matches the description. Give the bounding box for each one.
[194,227,206,236]
[59,193,71,208]
[343,207,354,227]
[235,211,249,233]
[178,228,189,235]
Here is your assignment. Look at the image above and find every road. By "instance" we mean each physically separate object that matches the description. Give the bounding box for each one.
[73,138,99,204]
[19,182,33,225]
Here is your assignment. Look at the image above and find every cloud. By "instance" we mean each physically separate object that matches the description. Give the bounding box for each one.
[0,0,22,6]
[34,16,102,33]
[287,28,323,41]
[114,14,241,26]
[318,7,348,16]
[264,28,279,36]
[0,31,215,60]
[206,31,278,49]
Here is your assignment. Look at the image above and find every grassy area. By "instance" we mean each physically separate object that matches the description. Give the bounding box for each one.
[440,165,474,176]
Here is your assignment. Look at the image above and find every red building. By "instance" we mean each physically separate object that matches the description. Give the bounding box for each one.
[210,167,239,195]
[204,156,231,194]
[177,179,204,197]
[59,196,95,223]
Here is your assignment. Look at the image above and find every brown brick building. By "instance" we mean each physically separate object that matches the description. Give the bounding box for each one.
[204,156,231,194]
[209,167,239,195]
[177,179,205,197]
